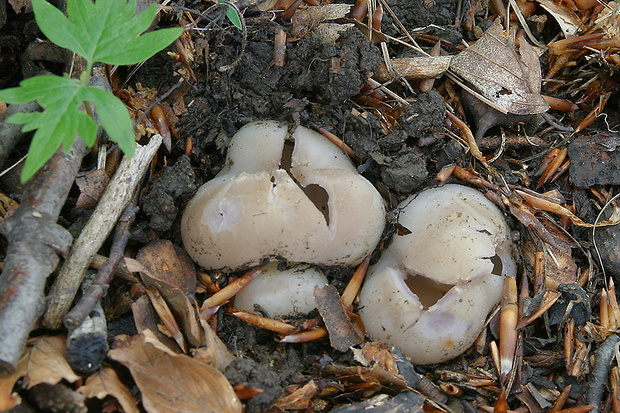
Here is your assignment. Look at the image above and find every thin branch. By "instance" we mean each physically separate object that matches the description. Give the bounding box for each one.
[0,138,87,374]
[64,197,139,329]
[43,134,162,329]
[586,334,620,413]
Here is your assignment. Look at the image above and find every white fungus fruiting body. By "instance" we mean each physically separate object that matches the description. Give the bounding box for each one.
[233,263,328,317]
[181,121,385,271]
[359,184,516,365]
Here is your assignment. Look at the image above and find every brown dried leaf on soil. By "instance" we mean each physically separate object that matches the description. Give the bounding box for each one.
[523,222,578,289]
[144,285,188,352]
[78,367,140,413]
[290,4,352,38]
[594,1,620,37]
[137,239,197,295]
[137,240,205,347]
[0,336,82,410]
[354,342,399,374]
[536,0,581,37]
[0,191,19,224]
[20,336,80,389]
[109,334,242,413]
[131,294,182,353]
[275,380,320,410]
[75,168,110,210]
[0,363,23,410]
[449,19,549,115]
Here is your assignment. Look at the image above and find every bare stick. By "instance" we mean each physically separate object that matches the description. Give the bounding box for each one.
[43,135,162,329]
[373,56,452,82]
[0,101,40,169]
[64,197,139,329]
[0,138,87,375]
[586,334,620,413]
[65,271,108,374]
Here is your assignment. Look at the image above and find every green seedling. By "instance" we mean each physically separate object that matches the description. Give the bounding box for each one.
[217,0,243,30]
[0,0,182,182]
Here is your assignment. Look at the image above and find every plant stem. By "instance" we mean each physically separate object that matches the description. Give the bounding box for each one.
[80,60,93,86]
[80,60,95,119]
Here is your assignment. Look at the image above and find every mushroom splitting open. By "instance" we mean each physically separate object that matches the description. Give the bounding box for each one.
[359,184,516,365]
[181,121,386,271]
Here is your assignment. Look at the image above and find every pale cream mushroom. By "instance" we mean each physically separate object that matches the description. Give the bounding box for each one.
[181,121,385,271]
[358,184,516,365]
[233,263,328,317]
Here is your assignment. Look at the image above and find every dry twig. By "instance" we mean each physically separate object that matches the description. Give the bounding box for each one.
[43,135,162,329]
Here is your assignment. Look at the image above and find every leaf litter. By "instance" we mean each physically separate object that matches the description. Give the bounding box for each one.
[4,0,620,411]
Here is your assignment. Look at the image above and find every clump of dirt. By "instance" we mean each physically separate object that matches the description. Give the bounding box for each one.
[141,155,197,233]
[342,90,449,194]
[224,357,283,413]
[382,0,457,32]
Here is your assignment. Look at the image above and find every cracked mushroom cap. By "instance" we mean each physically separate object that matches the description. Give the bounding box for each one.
[358,184,516,365]
[181,121,386,271]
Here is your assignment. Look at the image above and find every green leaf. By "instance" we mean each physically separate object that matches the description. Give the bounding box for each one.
[31,0,85,58]
[81,87,135,157]
[0,76,136,182]
[225,8,242,30]
[217,0,242,30]
[0,0,183,181]
[0,76,97,181]
[32,0,182,66]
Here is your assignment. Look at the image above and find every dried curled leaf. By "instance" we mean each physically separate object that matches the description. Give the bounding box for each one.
[78,367,139,413]
[137,240,204,348]
[0,336,81,410]
[21,336,80,389]
[449,20,549,115]
[0,366,22,410]
[291,4,352,38]
[109,334,242,413]
[536,0,581,37]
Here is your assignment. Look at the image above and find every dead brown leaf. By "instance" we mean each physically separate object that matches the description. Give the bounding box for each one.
[167,82,191,117]
[355,342,399,374]
[75,168,110,209]
[290,4,352,38]
[0,365,23,410]
[449,19,549,115]
[137,240,205,347]
[0,191,19,225]
[21,336,80,389]
[0,336,82,410]
[523,228,578,289]
[275,380,320,410]
[144,286,188,352]
[132,295,181,353]
[322,364,408,390]
[137,240,196,295]
[78,367,139,413]
[536,0,581,37]
[595,2,620,38]
[109,334,242,413]
[199,318,235,372]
